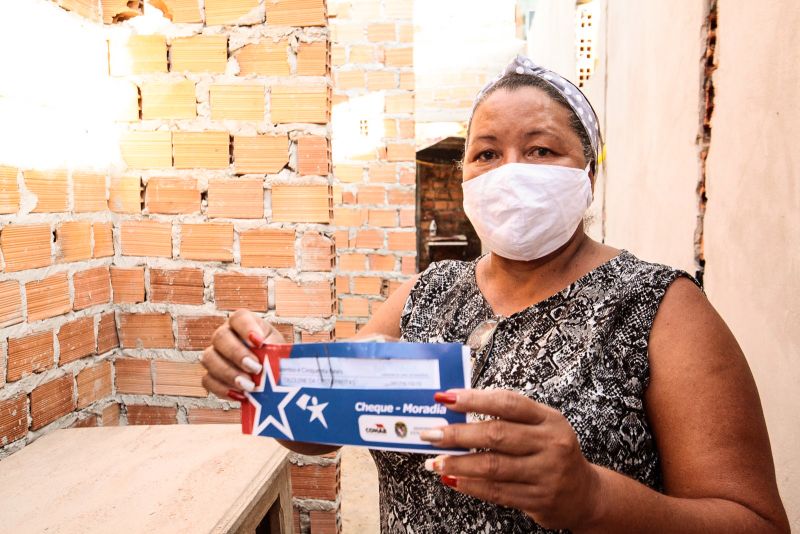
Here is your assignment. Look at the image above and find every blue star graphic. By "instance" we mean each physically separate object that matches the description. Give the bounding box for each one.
[245,359,299,440]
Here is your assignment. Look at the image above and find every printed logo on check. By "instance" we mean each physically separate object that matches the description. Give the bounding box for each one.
[241,342,471,454]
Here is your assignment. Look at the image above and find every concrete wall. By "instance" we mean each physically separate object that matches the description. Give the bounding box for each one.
[704,1,800,525]
[602,0,703,273]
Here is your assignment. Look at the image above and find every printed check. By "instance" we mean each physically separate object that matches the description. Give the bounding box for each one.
[242,342,471,454]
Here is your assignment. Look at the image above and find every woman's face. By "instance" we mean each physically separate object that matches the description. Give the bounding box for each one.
[463,86,588,181]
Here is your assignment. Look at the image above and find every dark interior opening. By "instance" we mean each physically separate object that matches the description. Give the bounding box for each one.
[415,136,482,272]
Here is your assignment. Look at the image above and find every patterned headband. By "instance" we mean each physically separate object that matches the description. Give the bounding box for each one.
[473,55,604,164]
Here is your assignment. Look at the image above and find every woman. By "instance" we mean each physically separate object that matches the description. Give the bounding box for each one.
[200,57,789,533]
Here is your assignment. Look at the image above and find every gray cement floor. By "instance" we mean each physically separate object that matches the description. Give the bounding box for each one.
[340,446,380,533]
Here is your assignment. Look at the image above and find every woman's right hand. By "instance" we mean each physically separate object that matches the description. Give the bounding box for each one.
[200,309,283,402]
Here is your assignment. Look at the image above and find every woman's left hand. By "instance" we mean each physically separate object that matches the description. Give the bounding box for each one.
[420,388,602,531]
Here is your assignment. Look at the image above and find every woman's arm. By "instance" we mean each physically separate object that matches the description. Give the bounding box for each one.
[421,277,789,533]
[580,277,789,533]
[200,275,419,457]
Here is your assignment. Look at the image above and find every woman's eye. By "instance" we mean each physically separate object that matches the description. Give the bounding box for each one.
[476,150,496,162]
[530,147,552,157]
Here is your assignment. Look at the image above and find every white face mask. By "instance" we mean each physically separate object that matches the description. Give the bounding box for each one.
[462,162,592,261]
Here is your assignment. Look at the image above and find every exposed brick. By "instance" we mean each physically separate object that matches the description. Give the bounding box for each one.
[239,228,295,268]
[207,178,264,219]
[387,143,415,162]
[235,39,290,76]
[401,255,416,275]
[0,395,28,446]
[187,408,241,424]
[108,176,142,213]
[368,209,397,227]
[399,71,415,90]
[177,316,226,351]
[110,79,140,122]
[272,323,295,342]
[0,280,23,328]
[297,136,329,176]
[109,35,167,76]
[335,276,349,295]
[232,135,288,175]
[154,361,207,398]
[275,279,334,317]
[388,188,415,205]
[335,69,365,90]
[301,232,335,271]
[333,207,366,227]
[71,414,98,428]
[368,163,397,183]
[56,221,92,263]
[335,321,358,339]
[126,405,177,425]
[120,220,172,258]
[93,222,115,258]
[26,273,70,322]
[170,36,228,73]
[119,313,174,349]
[58,316,96,365]
[399,166,416,185]
[310,510,338,534]
[385,93,414,114]
[355,229,384,249]
[204,0,261,25]
[367,71,397,90]
[290,463,340,500]
[339,253,367,271]
[111,267,145,304]
[160,0,201,22]
[385,46,413,67]
[399,207,415,227]
[0,166,19,214]
[297,40,328,76]
[271,185,331,223]
[145,177,200,214]
[210,84,265,121]
[353,276,382,295]
[397,119,415,138]
[151,268,204,305]
[76,361,112,409]
[24,170,68,212]
[101,403,120,426]
[333,230,350,248]
[173,131,230,169]
[7,331,53,382]
[72,172,107,212]
[397,23,413,43]
[301,330,334,343]
[267,0,326,26]
[331,45,346,66]
[119,131,172,169]
[349,44,377,63]
[97,312,120,354]
[368,23,395,42]
[141,80,196,120]
[31,375,75,430]
[388,231,416,252]
[369,254,395,271]
[214,273,269,311]
[270,85,329,124]
[115,359,152,395]
[180,223,234,262]
[340,297,369,317]
[333,164,364,183]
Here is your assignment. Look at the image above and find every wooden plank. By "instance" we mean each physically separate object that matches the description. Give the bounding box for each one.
[0,425,291,533]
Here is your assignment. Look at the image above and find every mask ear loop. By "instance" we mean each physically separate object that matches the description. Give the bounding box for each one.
[314,344,335,388]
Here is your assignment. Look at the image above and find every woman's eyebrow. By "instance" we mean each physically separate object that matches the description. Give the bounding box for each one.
[473,134,497,142]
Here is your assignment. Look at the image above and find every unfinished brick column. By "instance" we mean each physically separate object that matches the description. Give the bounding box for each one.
[1,0,342,532]
[328,0,417,338]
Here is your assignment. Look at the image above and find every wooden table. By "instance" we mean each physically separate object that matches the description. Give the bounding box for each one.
[0,424,292,533]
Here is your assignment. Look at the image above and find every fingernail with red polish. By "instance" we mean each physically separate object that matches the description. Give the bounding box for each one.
[434,391,457,404]
[248,331,265,348]
[227,389,246,402]
[440,475,457,488]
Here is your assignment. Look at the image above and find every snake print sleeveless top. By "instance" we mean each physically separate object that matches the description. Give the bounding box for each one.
[370,250,697,533]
